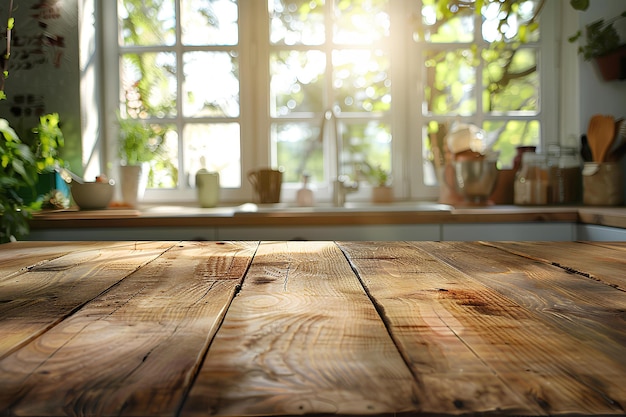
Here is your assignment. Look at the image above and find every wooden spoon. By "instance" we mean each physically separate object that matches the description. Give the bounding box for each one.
[587,114,615,163]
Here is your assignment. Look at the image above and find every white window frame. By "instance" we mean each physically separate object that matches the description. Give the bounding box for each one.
[100,0,559,205]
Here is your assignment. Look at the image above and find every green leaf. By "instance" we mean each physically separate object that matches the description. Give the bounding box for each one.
[568,30,582,43]
[570,0,589,11]
[519,25,527,43]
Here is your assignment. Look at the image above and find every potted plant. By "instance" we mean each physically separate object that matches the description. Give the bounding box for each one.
[1,1,32,243]
[364,163,393,203]
[117,116,163,207]
[569,3,626,81]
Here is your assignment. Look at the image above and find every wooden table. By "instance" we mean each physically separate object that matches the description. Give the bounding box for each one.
[1,241,624,416]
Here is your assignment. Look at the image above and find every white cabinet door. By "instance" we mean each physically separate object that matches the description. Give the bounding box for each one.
[576,224,626,241]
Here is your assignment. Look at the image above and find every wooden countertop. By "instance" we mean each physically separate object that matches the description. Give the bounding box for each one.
[1,240,624,416]
[29,204,626,229]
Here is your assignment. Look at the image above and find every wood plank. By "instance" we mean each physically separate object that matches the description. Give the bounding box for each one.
[0,241,257,417]
[337,241,542,416]
[586,241,626,251]
[446,241,626,360]
[0,241,177,360]
[181,241,419,416]
[485,241,626,291]
[373,241,625,415]
[420,241,626,360]
[0,241,131,280]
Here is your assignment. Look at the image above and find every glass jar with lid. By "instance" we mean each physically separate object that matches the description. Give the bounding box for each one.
[547,145,582,205]
[514,152,549,205]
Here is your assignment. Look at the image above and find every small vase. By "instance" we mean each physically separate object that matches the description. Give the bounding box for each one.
[120,164,148,208]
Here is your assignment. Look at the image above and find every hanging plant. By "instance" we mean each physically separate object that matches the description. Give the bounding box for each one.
[569,11,626,61]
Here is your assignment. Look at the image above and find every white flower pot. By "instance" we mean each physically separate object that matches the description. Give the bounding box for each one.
[120,164,148,207]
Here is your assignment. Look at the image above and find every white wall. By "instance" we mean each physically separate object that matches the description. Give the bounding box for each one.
[575,0,626,199]
[577,0,626,130]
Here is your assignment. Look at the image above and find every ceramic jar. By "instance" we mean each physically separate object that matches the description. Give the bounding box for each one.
[196,169,220,208]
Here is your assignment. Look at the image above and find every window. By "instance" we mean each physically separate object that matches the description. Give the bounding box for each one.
[416,0,554,190]
[102,0,556,203]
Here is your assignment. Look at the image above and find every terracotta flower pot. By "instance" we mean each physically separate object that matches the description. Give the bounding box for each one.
[372,186,393,203]
[594,45,626,81]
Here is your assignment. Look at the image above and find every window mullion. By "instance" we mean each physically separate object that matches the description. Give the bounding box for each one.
[325,1,336,182]
[175,0,186,191]
[474,10,485,128]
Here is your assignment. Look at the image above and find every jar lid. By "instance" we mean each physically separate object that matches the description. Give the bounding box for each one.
[521,151,546,164]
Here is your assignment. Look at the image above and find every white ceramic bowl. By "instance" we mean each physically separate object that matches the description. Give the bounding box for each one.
[70,181,114,210]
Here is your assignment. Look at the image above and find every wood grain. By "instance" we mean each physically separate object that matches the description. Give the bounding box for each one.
[0,241,257,416]
[1,241,624,417]
[337,241,542,415]
[0,241,131,281]
[0,241,177,359]
[181,241,419,416]
[484,241,626,290]
[385,241,625,415]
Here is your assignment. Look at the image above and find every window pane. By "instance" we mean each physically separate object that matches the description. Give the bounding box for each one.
[270,50,326,116]
[333,49,390,113]
[424,49,476,115]
[273,122,323,183]
[418,0,473,43]
[273,121,392,185]
[333,0,390,44]
[147,125,179,188]
[183,51,240,118]
[482,0,541,43]
[118,0,176,46]
[483,48,538,114]
[485,120,540,168]
[270,0,325,45]
[423,121,446,186]
[121,53,177,118]
[181,0,238,46]
[183,123,241,188]
[341,121,391,181]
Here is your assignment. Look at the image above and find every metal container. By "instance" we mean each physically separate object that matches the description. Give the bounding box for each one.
[453,159,499,204]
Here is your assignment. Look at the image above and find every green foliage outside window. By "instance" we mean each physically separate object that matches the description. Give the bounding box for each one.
[423,0,543,172]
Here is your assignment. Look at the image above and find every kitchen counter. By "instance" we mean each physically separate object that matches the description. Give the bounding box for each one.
[31,203,611,228]
[1,240,624,416]
[26,204,626,242]
[577,207,626,229]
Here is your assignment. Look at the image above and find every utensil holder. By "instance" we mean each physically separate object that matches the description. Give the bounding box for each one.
[582,162,624,206]
[248,168,283,203]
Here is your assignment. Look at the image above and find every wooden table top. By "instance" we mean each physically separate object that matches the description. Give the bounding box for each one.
[1,241,625,416]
